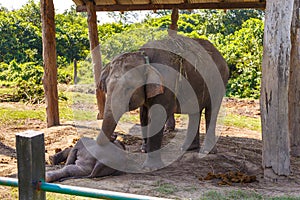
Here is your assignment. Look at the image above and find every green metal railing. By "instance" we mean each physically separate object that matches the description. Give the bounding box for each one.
[0,177,169,200]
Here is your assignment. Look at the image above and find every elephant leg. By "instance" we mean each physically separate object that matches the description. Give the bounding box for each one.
[143,105,168,170]
[164,114,175,132]
[46,165,89,182]
[140,105,148,153]
[181,112,201,151]
[88,162,118,178]
[49,147,72,165]
[201,105,219,154]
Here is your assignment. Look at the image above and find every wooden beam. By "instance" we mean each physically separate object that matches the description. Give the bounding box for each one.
[85,0,106,119]
[41,0,60,127]
[16,131,45,200]
[76,2,266,12]
[261,0,293,180]
[289,0,300,157]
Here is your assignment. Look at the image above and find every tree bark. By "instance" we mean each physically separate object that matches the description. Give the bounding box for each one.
[289,1,300,157]
[40,0,59,127]
[86,0,106,119]
[261,0,293,180]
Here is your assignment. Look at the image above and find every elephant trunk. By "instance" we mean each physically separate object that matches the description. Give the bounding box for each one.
[97,112,118,145]
[97,95,123,145]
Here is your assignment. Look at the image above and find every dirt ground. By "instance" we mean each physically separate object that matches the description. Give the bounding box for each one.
[0,98,300,199]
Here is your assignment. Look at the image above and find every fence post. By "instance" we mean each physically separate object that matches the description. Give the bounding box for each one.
[16,131,46,200]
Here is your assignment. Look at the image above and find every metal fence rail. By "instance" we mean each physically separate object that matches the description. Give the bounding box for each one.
[0,177,168,200]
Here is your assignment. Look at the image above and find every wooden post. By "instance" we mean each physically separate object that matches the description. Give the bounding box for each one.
[261,0,293,180]
[289,1,300,157]
[74,58,78,85]
[85,0,106,119]
[41,0,60,127]
[16,131,45,200]
[168,8,179,37]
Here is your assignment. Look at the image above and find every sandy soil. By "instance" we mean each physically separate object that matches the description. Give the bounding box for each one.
[0,98,299,199]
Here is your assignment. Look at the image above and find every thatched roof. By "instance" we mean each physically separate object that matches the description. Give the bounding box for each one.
[74,0,266,12]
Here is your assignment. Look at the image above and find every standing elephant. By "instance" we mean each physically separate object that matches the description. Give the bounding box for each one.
[97,36,229,170]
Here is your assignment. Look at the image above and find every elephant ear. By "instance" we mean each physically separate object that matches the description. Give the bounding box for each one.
[99,63,110,93]
[146,65,164,98]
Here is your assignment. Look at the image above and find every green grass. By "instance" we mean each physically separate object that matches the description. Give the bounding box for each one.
[2,187,96,200]
[154,181,177,195]
[200,190,300,200]
[0,87,261,132]
[0,105,45,125]
[223,114,261,132]
[0,87,14,95]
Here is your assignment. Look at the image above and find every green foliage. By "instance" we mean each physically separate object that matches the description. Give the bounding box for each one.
[0,0,265,101]
[216,18,264,99]
[0,61,44,103]
[55,8,90,64]
[101,26,167,64]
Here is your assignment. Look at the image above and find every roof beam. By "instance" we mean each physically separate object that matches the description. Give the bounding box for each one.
[76,2,266,12]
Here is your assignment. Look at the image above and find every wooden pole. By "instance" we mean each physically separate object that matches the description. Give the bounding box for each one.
[289,1,300,157]
[261,0,293,180]
[74,58,78,85]
[16,131,45,200]
[168,8,178,37]
[41,0,60,127]
[85,0,106,119]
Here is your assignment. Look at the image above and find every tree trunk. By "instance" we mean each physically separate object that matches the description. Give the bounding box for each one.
[40,0,59,127]
[86,0,106,120]
[74,58,78,85]
[289,1,300,157]
[261,0,293,180]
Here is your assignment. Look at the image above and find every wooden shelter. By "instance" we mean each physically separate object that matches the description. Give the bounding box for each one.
[40,0,300,181]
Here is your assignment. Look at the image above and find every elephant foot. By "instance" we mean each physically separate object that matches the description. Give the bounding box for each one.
[140,143,147,153]
[200,146,218,154]
[45,172,57,183]
[164,126,175,133]
[181,139,200,152]
[142,154,165,171]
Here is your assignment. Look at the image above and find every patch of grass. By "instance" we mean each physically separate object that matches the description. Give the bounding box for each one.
[223,114,261,132]
[119,112,140,123]
[269,197,300,200]
[0,87,14,95]
[0,105,45,125]
[2,187,97,200]
[200,190,300,200]
[201,190,263,200]
[154,181,177,195]
[64,91,96,105]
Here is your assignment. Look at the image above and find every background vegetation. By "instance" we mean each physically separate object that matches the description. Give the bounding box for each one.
[0,0,264,103]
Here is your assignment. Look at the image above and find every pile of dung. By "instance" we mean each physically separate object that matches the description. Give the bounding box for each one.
[200,171,257,186]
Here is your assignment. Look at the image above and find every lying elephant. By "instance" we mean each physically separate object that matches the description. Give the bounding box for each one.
[97,35,229,169]
[46,137,125,182]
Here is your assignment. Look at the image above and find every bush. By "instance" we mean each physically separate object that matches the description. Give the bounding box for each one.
[0,61,44,103]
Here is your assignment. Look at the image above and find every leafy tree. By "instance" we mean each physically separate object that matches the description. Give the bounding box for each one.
[214,18,264,99]
[55,7,90,65]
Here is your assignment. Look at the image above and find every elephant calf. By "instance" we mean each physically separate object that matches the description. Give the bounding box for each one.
[46,137,125,182]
